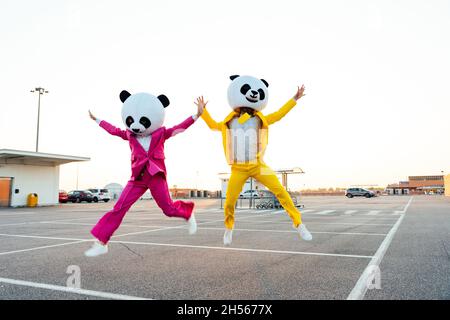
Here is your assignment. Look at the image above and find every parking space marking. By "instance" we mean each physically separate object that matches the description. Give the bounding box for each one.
[186,227,388,236]
[314,210,336,215]
[39,221,389,237]
[347,196,412,300]
[399,196,413,213]
[0,277,150,300]
[0,212,37,216]
[0,222,37,228]
[108,239,374,259]
[236,219,394,226]
[366,210,381,215]
[0,240,87,256]
[0,231,373,259]
[0,233,88,242]
[109,209,282,239]
[344,210,358,215]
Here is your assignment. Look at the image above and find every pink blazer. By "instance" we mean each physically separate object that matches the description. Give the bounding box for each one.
[99,116,195,180]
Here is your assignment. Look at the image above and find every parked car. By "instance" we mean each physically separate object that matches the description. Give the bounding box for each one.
[87,188,111,203]
[59,190,68,203]
[67,190,94,203]
[239,190,261,198]
[345,188,376,198]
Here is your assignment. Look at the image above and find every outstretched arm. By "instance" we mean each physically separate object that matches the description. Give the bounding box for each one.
[164,97,205,139]
[265,85,306,125]
[88,110,128,140]
[196,96,221,131]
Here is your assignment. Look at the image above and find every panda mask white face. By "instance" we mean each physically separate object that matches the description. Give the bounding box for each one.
[119,90,170,136]
[227,75,269,112]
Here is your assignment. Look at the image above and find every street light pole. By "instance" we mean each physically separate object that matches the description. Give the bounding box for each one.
[30,87,48,152]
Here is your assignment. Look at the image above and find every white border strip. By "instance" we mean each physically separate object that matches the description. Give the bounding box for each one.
[0,277,150,300]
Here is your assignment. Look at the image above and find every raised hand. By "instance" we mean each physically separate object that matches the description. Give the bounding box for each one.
[88,110,97,121]
[293,85,306,101]
[194,96,208,117]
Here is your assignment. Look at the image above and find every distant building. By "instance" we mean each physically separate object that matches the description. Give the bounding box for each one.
[0,149,89,207]
[169,188,217,198]
[386,175,445,195]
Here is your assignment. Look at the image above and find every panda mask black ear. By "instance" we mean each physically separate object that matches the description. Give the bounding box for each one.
[261,79,269,88]
[157,94,170,108]
[120,90,131,103]
[230,75,240,81]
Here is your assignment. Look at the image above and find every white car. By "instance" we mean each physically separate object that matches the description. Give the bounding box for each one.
[87,188,111,203]
[239,190,261,198]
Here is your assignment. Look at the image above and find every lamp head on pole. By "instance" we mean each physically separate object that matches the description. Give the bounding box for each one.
[30,87,48,95]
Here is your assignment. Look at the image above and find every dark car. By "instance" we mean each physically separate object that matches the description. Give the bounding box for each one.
[67,190,94,203]
[345,188,375,198]
[59,190,68,203]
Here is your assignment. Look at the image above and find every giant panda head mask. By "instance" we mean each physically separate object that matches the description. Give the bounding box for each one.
[119,90,170,136]
[227,75,269,112]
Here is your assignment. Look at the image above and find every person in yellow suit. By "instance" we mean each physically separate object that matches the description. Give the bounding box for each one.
[195,75,312,246]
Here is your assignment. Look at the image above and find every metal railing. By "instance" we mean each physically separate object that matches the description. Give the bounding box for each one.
[219,195,304,210]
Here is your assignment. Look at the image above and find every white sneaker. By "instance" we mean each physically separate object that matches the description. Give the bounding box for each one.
[188,214,197,235]
[296,224,313,241]
[223,229,233,246]
[84,241,108,257]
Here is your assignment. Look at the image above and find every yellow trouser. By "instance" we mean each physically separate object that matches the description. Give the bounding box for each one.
[224,163,303,229]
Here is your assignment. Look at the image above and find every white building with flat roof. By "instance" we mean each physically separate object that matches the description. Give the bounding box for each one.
[0,149,89,207]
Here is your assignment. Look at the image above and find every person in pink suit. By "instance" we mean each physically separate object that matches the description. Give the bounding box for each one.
[85,90,204,257]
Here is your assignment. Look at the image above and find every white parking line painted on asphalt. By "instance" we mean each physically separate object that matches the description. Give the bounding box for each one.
[399,196,413,213]
[347,197,412,300]
[0,222,36,227]
[299,209,315,213]
[0,212,37,216]
[0,233,87,242]
[37,222,389,237]
[0,231,373,259]
[0,277,150,300]
[237,209,284,219]
[187,227,388,236]
[366,210,381,216]
[111,210,284,238]
[234,219,395,226]
[108,239,374,259]
[0,240,87,256]
[314,210,336,215]
[344,210,358,215]
[40,221,165,229]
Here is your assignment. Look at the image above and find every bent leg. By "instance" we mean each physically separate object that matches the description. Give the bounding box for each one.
[253,164,303,227]
[91,180,147,243]
[149,173,194,220]
[224,168,250,230]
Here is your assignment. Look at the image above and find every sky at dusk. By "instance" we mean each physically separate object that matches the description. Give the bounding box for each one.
[1,0,449,191]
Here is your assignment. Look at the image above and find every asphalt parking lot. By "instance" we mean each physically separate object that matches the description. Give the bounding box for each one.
[0,195,448,300]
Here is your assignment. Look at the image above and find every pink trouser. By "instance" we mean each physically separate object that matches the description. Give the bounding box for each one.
[91,171,194,244]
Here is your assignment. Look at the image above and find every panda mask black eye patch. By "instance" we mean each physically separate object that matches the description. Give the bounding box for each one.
[139,117,152,129]
[240,84,251,95]
[125,116,134,127]
[257,88,265,100]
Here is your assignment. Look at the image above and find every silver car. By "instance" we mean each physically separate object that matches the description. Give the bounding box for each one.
[345,188,375,198]
[87,188,111,203]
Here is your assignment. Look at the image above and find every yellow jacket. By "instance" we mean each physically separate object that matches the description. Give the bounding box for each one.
[201,99,297,164]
